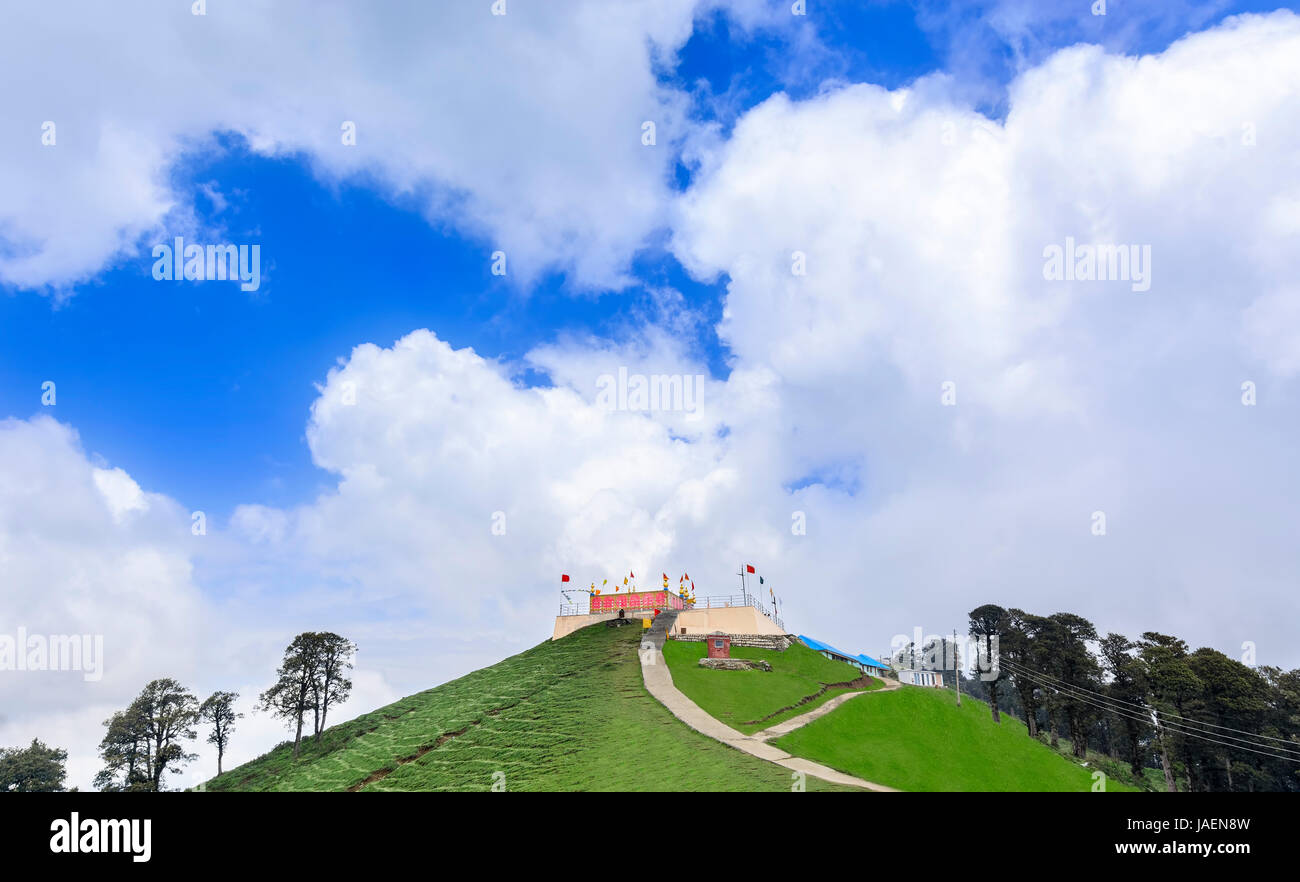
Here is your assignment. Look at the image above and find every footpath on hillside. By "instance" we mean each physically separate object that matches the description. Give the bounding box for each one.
[638,610,899,792]
[750,679,900,741]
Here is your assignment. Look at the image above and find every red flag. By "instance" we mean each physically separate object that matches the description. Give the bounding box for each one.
[561,574,570,582]
[745,564,755,574]
[629,571,635,579]
[684,572,689,580]
[662,572,667,580]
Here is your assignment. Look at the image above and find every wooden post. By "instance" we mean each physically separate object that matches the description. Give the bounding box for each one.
[954,629,962,707]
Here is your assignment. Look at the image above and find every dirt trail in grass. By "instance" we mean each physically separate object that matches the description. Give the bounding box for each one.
[347,725,473,791]
[639,612,898,792]
[741,673,881,726]
[751,679,900,741]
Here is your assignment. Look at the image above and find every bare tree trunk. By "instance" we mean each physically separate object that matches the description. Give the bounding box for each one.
[1159,749,1176,791]
[1016,682,1039,736]
[1128,730,1142,776]
[292,673,310,758]
[1155,723,1177,792]
[152,735,165,791]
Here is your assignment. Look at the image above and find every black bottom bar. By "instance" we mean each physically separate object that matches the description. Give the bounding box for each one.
[0,792,1282,867]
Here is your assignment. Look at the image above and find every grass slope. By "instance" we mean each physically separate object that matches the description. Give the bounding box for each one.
[208,624,854,792]
[773,685,1140,792]
[662,638,880,735]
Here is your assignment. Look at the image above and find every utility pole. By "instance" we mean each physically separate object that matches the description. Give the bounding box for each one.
[954,629,961,707]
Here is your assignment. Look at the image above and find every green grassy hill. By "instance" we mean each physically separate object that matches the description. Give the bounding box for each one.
[773,685,1141,792]
[662,638,882,734]
[207,624,853,792]
[208,621,1143,792]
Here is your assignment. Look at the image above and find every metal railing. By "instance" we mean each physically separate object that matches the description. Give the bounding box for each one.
[559,592,783,630]
[557,596,681,616]
[691,594,785,631]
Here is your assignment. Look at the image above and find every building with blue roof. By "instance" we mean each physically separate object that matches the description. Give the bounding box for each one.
[798,635,893,678]
[856,654,891,678]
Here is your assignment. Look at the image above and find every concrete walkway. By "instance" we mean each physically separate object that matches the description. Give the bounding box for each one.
[638,613,898,792]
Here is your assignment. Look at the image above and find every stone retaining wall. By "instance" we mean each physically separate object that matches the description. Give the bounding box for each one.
[699,657,772,672]
[670,633,794,651]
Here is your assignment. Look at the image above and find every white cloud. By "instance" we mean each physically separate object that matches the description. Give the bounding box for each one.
[240,329,733,607]
[0,416,409,791]
[1242,288,1300,378]
[668,11,1300,654]
[0,417,205,731]
[0,0,709,292]
[91,467,148,523]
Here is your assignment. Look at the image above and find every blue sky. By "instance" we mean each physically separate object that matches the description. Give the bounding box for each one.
[4,0,1287,518]
[4,0,1300,788]
[0,138,735,515]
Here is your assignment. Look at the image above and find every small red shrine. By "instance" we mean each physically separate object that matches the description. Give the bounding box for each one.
[706,632,731,659]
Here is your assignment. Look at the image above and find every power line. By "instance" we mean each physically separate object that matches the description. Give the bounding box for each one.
[999,663,1300,763]
[994,655,1300,747]
[1004,664,1300,761]
[997,656,1300,756]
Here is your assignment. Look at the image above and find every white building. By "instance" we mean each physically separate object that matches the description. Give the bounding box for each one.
[897,669,944,688]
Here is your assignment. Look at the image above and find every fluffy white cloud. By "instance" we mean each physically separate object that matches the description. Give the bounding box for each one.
[232,330,731,621]
[91,467,148,524]
[0,418,205,706]
[0,0,714,292]
[678,11,1300,402]
[0,416,408,790]
[0,418,202,787]
[668,10,1300,657]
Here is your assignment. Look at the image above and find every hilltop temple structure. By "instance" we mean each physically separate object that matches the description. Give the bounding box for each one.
[552,590,786,641]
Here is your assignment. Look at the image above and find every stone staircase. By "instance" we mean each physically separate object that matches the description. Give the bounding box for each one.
[642,608,679,651]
